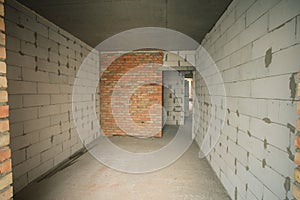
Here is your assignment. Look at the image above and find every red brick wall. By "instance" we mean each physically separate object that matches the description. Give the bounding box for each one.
[100,51,163,137]
[0,1,13,199]
[293,72,300,199]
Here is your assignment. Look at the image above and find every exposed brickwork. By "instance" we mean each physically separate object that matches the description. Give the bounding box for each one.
[100,52,163,137]
[0,0,13,199]
[295,137,300,151]
[0,147,10,162]
[5,0,99,193]
[0,159,12,174]
[129,84,162,127]
[0,186,12,200]
[0,105,8,118]
[294,69,300,199]
[293,182,300,200]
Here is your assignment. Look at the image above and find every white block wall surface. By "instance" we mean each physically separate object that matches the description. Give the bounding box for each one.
[162,51,195,125]
[5,0,100,193]
[163,71,185,125]
[194,0,300,199]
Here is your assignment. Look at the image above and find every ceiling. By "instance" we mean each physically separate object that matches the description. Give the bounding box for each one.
[16,0,232,48]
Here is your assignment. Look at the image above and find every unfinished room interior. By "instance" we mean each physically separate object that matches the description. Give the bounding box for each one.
[0,0,300,199]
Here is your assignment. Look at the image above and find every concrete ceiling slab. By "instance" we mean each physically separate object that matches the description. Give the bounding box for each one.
[16,0,232,48]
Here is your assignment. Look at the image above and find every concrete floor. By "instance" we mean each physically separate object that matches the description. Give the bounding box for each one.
[15,125,230,200]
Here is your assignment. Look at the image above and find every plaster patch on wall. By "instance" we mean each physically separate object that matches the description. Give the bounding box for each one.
[263,138,268,149]
[262,159,267,168]
[234,187,237,200]
[265,47,272,68]
[284,177,291,193]
[236,110,239,117]
[289,72,297,101]
[263,117,272,124]
[287,123,296,133]
[247,130,251,137]
[287,147,294,161]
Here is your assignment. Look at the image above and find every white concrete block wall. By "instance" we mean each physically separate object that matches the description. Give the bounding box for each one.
[163,71,185,125]
[193,70,210,146]
[194,0,300,199]
[162,51,195,125]
[5,0,100,193]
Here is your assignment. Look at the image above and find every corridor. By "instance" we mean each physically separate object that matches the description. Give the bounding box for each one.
[15,125,229,200]
[0,0,299,199]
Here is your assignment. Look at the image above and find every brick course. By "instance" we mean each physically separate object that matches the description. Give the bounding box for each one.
[100,52,163,137]
[0,0,13,198]
[294,68,300,199]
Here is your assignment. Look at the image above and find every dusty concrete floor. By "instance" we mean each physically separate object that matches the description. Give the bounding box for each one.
[15,125,230,200]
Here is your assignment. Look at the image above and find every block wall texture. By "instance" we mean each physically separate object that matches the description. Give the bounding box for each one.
[0,0,13,199]
[162,51,195,125]
[163,71,185,125]
[5,0,99,193]
[100,52,163,137]
[193,0,300,199]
